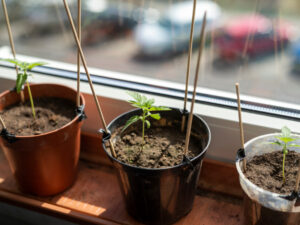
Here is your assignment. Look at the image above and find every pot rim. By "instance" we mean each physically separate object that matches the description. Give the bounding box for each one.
[103,107,211,171]
[0,83,85,139]
[236,132,300,198]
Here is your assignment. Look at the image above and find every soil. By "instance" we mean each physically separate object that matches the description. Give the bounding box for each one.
[113,126,202,168]
[245,151,300,195]
[0,97,76,136]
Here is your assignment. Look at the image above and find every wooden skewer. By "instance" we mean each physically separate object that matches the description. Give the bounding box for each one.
[181,0,197,132]
[63,0,116,158]
[76,0,81,107]
[184,11,207,156]
[1,0,24,103]
[235,83,246,172]
[0,116,6,130]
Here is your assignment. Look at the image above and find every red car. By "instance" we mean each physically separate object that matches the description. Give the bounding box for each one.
[215,15,290,61]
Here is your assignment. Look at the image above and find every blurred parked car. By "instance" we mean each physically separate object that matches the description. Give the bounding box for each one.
[82,0,141,45]
[134,0,221,57]
[214,15,291,61]
[17,0,77,38]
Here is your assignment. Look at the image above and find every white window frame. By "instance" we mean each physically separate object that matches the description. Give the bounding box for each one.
[0,46,299,163]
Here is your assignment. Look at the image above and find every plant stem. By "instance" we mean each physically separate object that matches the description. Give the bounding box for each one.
[283,152,286,184]
[26,81,36,119]
[142,110,145,145]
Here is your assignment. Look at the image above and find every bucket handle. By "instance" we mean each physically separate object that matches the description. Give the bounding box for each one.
[99,129,111,141]
[76,104,87,122]
[236,148,245,162]
[0,129,18,143]
[280,191,300,209]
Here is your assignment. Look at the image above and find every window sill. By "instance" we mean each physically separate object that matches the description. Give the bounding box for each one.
[0,140,244,225]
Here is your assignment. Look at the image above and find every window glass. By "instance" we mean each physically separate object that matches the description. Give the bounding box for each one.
[0,0,300,104]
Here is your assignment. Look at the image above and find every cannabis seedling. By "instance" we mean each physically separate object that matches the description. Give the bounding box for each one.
[122,92,170,145]
[270,126,300,183]
[3,59,45,119]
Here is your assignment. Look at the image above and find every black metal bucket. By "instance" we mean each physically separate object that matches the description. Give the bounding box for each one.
[102,108,211,225]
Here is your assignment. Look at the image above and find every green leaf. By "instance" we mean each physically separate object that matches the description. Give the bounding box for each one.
[141,95,147,105]
[281,126,291,138]
[269,141,282,146]
[2,58,24,69]
[127,91,142,104]
[276,136,296,144]
[287,143,300,148]
[149,106,171,111]
[27,62,46,70]
[150,113,160,120]
[121,115,140,132]
[145,120,150,129]
[146,98,155,107]
[16,73,27,93]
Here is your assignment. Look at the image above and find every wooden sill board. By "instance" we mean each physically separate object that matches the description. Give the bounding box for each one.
[0,150,244,225]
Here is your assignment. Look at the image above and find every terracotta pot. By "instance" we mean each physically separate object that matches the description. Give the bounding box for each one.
[103,108,211,225]
[0,83,85,196]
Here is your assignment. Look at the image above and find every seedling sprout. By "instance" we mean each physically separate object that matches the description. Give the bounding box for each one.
[122,92,170,146]
[2,59,45,118]
[270,126,300,183]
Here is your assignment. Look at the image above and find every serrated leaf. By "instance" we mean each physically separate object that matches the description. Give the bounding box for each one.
[149,106,171,111]
[145,120,150,129]
[127,91,142,104]
[122,115,140,132]
[281,126,291,138]
[150,113,160,120]
[141,95,147,105]
[146,98,155,107]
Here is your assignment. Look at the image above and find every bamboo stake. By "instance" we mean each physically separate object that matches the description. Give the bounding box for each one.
[181,0,197,132]
[1,0,24,103]
[76,0,81,107]
[235,83,246,172]
[184,12,207,156]
[294,160,300,192]
[63,0,116,158]
[0,116,6,130]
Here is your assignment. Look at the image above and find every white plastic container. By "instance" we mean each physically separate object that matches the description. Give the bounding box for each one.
[236,133,300,225]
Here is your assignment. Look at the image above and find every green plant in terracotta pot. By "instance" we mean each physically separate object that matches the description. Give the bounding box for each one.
[2,58,45,118]
[0,58,86,196]
[102,91,211,225]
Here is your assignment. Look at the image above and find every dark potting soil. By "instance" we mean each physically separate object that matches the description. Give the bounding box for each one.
[0,97,76,136]
[245,151,300,195]
[113,126,202,168]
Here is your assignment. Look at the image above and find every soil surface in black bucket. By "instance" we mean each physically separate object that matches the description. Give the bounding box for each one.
[113,126,202,168]
[0,97,76,136]
[245,151,300,195]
